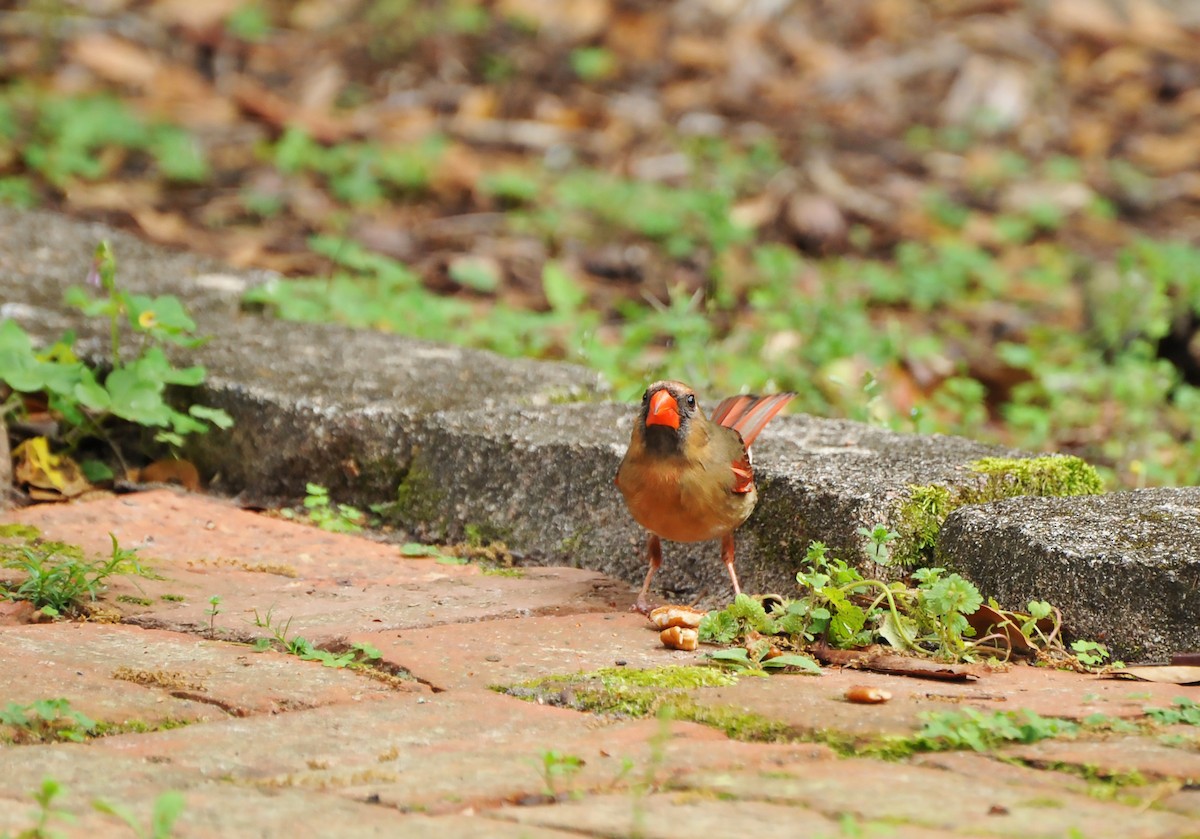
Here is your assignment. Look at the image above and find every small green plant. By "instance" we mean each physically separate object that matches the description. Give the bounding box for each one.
[569,47,617,82]
[250,607,381,668]
[1144,697,1200,726]
[698,530,1100,668]
[0,241,232,474]
[535,750,585,799]
[9,778,74,838]
[2,779,184,839]
[1069,639,1112,668]
[908,707,1078,753]
[1,698,97,743]
[93,790,185,839]
[859,524,897,565]
[282,483,365,533]
[706,645,821,676]
[1,531,146,616]
[204,595,221,633]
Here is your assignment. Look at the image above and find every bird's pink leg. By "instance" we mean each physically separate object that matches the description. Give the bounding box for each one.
[632,534,662,614]
[721,532,742,597]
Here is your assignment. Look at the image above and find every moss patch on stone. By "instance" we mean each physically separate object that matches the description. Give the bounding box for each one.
[386,464,446,533]
[893,455,1103,565]
[970,455,1104,498]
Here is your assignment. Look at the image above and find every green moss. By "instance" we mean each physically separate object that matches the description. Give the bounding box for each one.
[481,567,524,577]
[116,594,153,606]
[95,717,193,736]
[0,524,41,540]
[893,455,1103,565]
[590,666,738,690]
[892,484,951,564]
[556,529,590,558]
[499,665,799,742]
[670,700,793,742]
[160,593,185,602]
[462,521,514,546]
[387,464,446,534]
[970,455,1104,497]
[1023,760,1148,804]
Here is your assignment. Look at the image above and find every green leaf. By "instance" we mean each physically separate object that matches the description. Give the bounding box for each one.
[761,654,821,673]
[152,790,187,837]
[698,609,738,643]
[878,610,917,651]
[1027,600,1053,620]
[830,602,866,644]
[728,593,776,633]
[127,293,198,334]
[73,368,111,411]
[542,261,586,314]
[707,648,752,667]
[80,459,115,482]
[105,367,170,426]
[189,404,234,429]
[922,574,983,619]
[448,257,501,293]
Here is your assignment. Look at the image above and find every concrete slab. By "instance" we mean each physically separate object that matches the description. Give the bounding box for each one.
[939,487,1200,661]
[395,402,1062,606]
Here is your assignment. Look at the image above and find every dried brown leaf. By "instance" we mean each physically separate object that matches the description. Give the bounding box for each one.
[1104,666,1200,685]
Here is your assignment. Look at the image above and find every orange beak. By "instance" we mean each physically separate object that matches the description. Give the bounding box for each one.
[645,390,680,429]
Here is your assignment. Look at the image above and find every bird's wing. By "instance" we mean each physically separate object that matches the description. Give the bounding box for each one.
[712,393,796,447]
[711,394,752,427]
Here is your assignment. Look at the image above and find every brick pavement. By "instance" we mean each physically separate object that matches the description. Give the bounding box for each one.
[2,490,1198,838]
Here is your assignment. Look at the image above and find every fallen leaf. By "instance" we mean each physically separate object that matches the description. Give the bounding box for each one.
[13,437,90,500]
[967,603,1055,658]
[1104,666,1200,685]
[68,33,160,86]
[814,643,980,681]
[135,459,202,492]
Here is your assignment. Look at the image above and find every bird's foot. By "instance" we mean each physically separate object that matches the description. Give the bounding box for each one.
[630,598,654,616]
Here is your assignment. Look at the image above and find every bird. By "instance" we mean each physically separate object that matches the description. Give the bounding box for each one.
[615,380,796,613]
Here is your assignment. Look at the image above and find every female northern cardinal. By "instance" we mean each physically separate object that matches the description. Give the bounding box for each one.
[615,380,795,612]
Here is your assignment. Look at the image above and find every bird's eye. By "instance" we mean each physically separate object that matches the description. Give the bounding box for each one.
[686,393,696,409]
[642,391,650,404]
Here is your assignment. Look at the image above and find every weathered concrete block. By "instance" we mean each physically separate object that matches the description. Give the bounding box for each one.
[0,208,606,505]
[937,488,1200,663]
[395,404,1092,604]
[181,323,602,504]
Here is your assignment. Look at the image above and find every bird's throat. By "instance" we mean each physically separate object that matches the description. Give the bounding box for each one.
[643,424,683,457]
